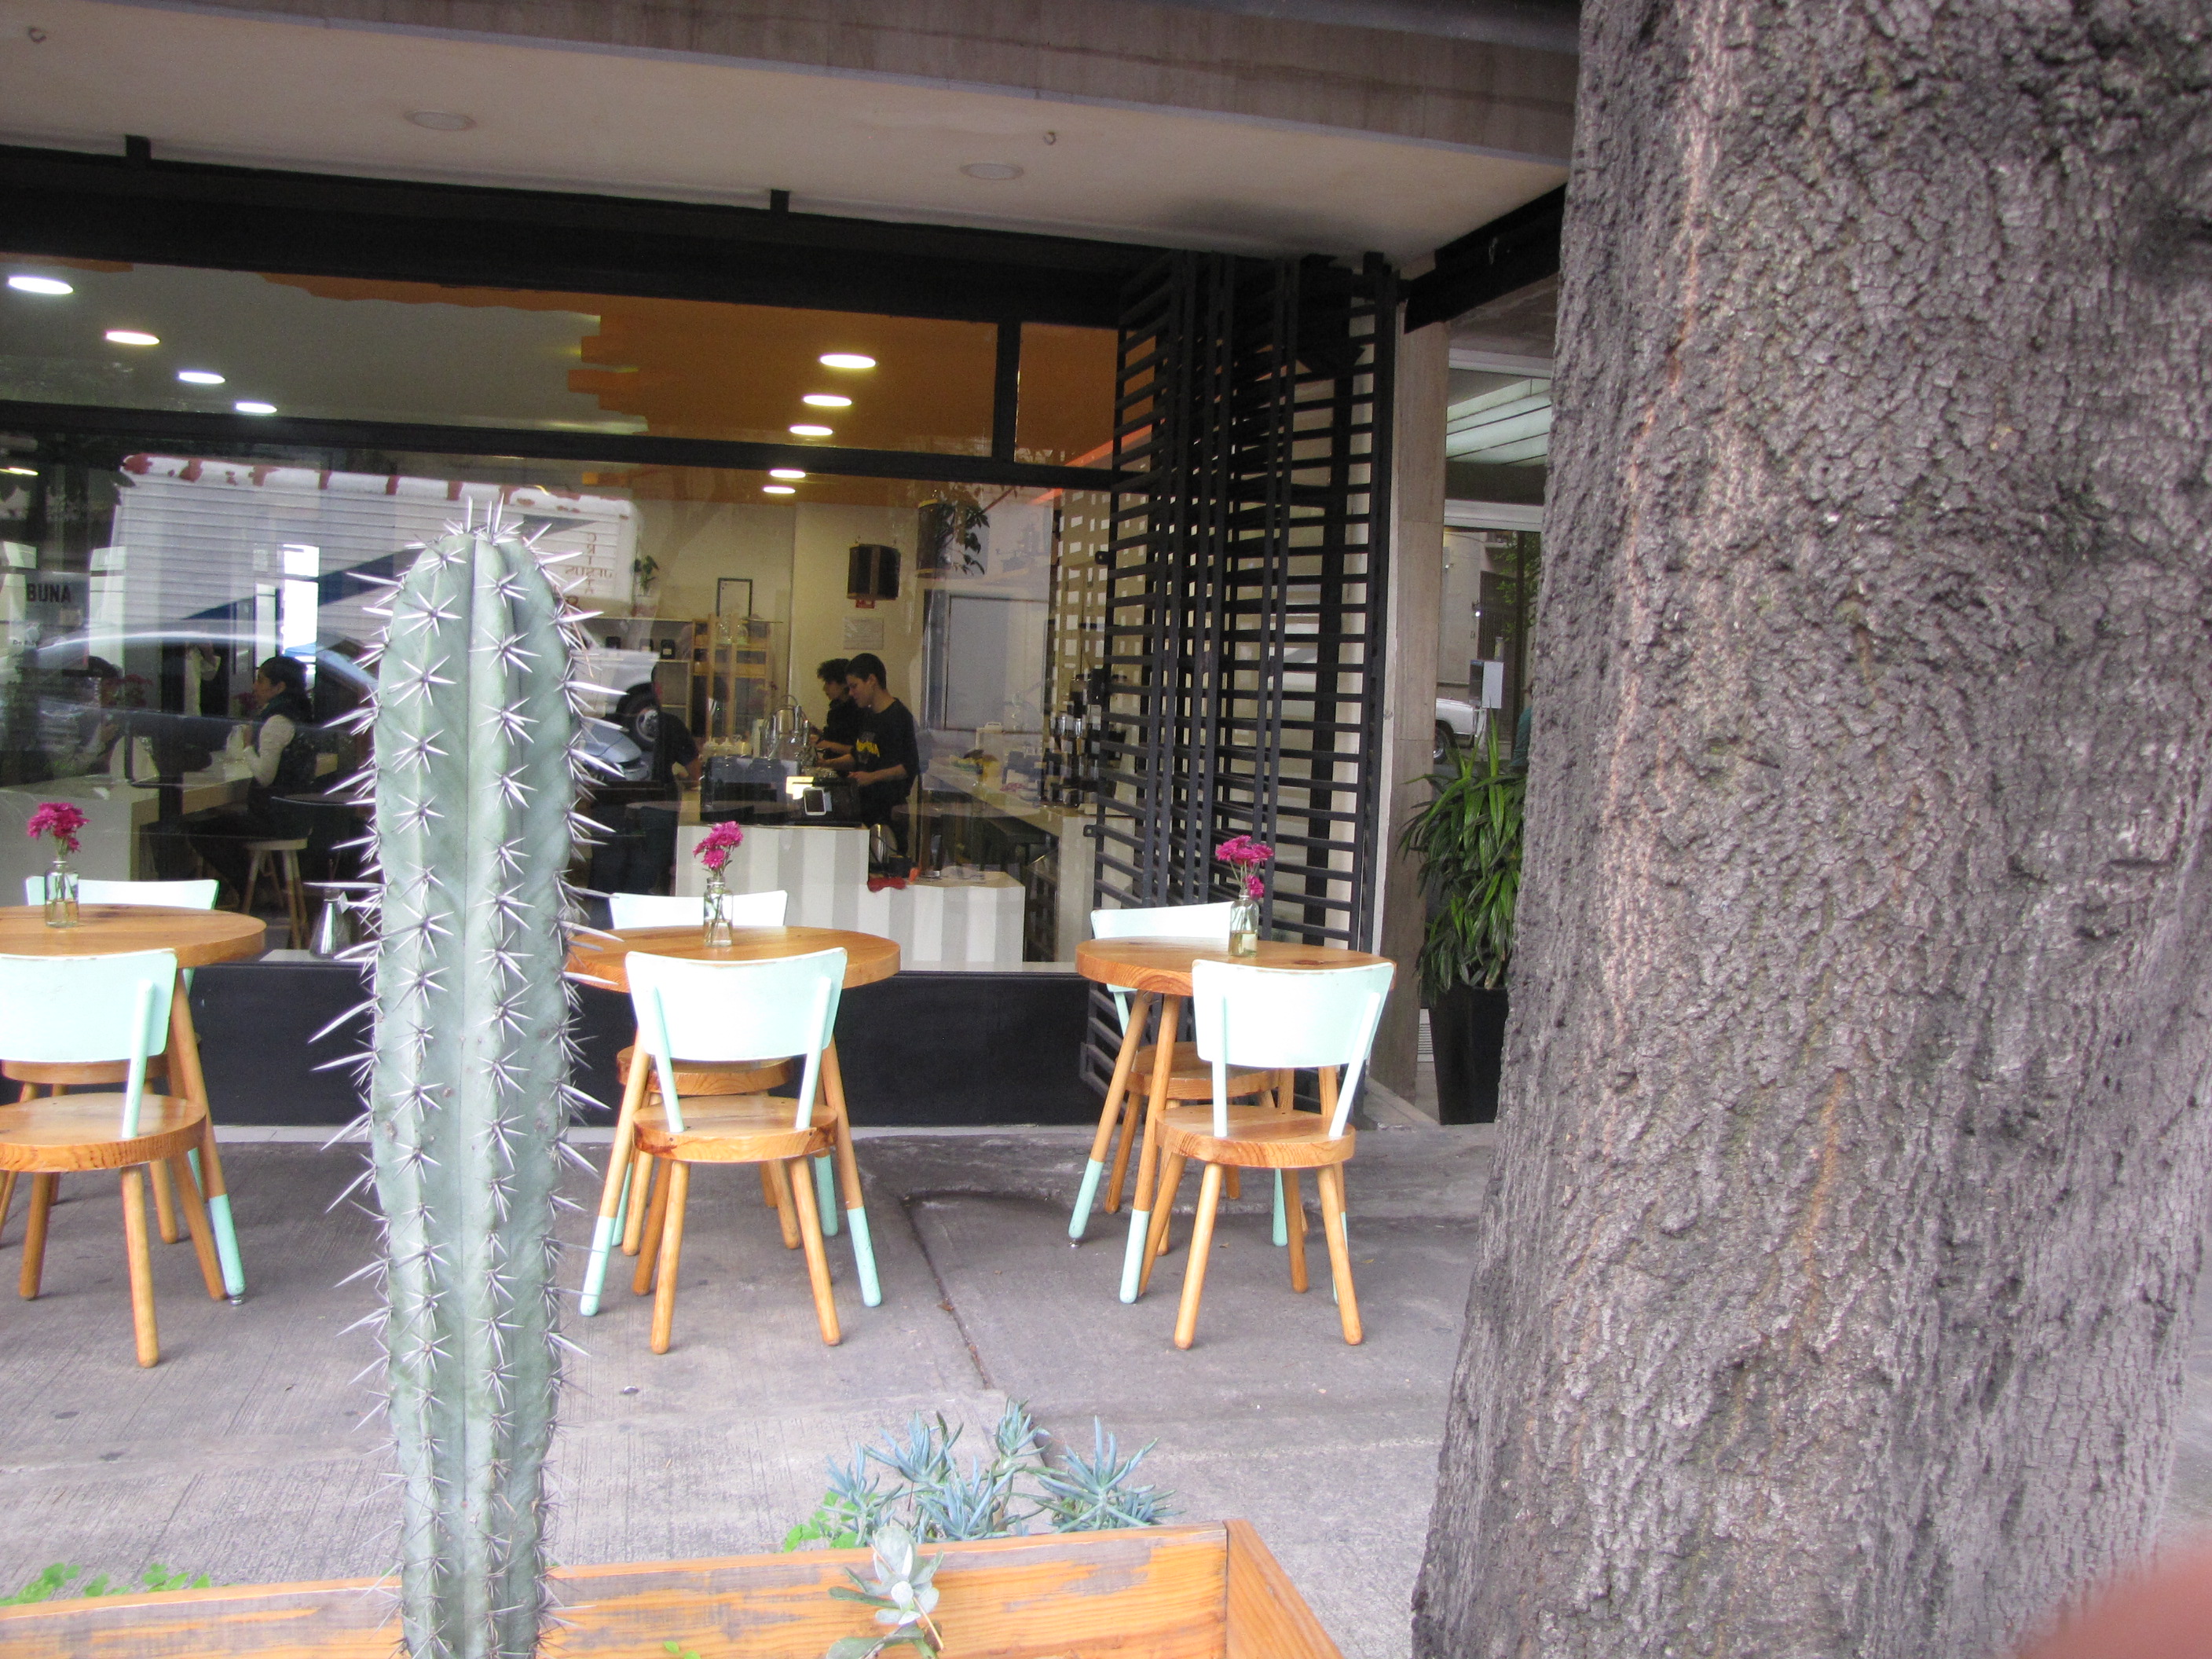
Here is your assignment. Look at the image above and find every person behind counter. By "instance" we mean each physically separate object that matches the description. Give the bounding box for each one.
[814,657,862,762]
[614,680,698,790]
[828,651,920,851]
[185,654,320,906]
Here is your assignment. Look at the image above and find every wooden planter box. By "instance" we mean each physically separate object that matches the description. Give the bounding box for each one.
[0,1521,1341,1658]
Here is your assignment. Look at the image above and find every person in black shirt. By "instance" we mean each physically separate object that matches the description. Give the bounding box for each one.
[834,652,920,848]
[815,657,863,761]
[614,681,698,791]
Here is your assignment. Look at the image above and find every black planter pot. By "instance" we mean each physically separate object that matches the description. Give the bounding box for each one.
[1429,983,1509,1125]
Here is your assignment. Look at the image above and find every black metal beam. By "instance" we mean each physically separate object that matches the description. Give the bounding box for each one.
[1403,185,1565,331]
[0,401,1139,493]
[0,141,1170,328]
[991,321,1024,463]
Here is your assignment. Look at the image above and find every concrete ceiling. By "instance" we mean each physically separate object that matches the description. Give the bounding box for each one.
[0,0,1568,261]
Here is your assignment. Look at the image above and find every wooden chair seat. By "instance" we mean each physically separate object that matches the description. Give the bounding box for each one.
[1157,1104,1357,1169]
[0,1095,207,1171]
[633,1097,834,1166]
[615,1046,793,1095]
[1129,1042,1275,1101]
[3,1056,170,1087]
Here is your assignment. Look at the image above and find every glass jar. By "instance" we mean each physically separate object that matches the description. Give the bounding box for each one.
[701,869,735,949]
[1228,891,1260,956]
[42,852,79,928]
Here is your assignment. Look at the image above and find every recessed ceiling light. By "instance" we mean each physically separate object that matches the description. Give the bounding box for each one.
[234,400,277,416]
[802,394,852,408]
[762,485,796,496]
[961,162,1024,181]
[789,423,833,438]
[769,468,807,480]
[2,466,36,477]
[819,353,876,371]
[104,328,160,346]
[177,369,225,386]
[407,110,475,132]
[7,274,73,296]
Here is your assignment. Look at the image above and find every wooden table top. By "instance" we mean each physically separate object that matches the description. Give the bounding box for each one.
[0,905,266,968]
[566,925,900,993]
[1074,936,1397,996]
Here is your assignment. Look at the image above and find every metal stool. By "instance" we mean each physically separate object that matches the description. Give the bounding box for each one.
[242,839,309,944]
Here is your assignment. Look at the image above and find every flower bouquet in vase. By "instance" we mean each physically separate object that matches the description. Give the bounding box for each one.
[1214,835,1273,956]
[26,802,88,928]
[696,821,746,947]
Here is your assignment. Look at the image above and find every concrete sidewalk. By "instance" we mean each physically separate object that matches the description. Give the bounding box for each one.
[0,1122,1493,1659]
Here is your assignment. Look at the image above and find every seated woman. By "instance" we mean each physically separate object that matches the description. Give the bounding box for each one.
[185,655,320,906]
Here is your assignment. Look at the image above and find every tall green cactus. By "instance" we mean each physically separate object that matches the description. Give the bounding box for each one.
[361,518,591,1659]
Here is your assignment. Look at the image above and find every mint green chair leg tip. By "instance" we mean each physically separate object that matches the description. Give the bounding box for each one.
[578,1214,618,1318]
[1118,1209,1149,1304]
[207,1193,246,1301]
[814,1155,840,1236]
[848,1207,881,1307]
[1272,1170,1287,1247]
[1069,1158,1105,1240]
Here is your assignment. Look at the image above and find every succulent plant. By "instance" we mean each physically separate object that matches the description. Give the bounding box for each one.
[346,515,602,1659]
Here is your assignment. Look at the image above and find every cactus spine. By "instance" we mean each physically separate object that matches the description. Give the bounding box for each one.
[364,520,588,1659]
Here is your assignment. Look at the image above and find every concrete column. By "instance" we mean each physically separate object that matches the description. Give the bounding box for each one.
[1370,317,1449,1097]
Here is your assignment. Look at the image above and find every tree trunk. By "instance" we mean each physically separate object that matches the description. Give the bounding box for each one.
[1414,5,2212,1658]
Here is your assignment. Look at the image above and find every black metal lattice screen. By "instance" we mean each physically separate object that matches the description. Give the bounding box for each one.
[1082,251,1396,1090]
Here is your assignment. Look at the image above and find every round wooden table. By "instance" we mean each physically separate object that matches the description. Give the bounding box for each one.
[0,905,266,1302]
[1073,935,1396,1302]
[566,924,900,992]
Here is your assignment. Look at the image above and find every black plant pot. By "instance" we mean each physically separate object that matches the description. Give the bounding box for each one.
[1429,983,1508,1124]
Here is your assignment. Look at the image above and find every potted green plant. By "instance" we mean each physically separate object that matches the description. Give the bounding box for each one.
[1401,731,1523,1123]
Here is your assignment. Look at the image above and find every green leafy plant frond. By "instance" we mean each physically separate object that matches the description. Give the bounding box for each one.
[2,1563,213,1605]
[1401,730,1524,998]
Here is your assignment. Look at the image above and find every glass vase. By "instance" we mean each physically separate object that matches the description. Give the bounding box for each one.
[701,869,735,949]
[42,852,79,928]
[1228,891,1261,956]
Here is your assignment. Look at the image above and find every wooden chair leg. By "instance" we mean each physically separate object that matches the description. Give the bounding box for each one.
[149,1157,181,1246]
[1225,1166,1242,1201]
[622,1152,657,1256]
[284,851,308,944]
[0,1169,16,1245]
[1105,1079,1142,1215]
[1318,1165,1361,1344]
[20,1174,57,1298]
[648,1160,690,1354]
[121,1167,159,1367]
[632,1155,674,1296]
[170,1154,224,1301]
[580,1050,650,1317]
[820,1042,881,1306]
[1172,1163,1226,1350]
[783,1157,841,1346]
[1140,1153,1187,1298]
[1285,1171,1309,1293]
[769,1159,801,1250]
[1080,994,1148,1230]
[242,850,265,917]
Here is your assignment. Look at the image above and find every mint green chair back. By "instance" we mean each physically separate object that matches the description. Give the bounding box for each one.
[1091,901,1236,1030]
[610,889,788,929]
[0,950,178,1137]
[1189,959,1391,1139]
[626,947,844,1136]
[24,877,220,909]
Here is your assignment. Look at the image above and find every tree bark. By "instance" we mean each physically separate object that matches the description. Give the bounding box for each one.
[1414,5,2212,1657]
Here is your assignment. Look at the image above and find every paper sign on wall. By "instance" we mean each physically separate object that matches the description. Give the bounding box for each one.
[843,617,886,649]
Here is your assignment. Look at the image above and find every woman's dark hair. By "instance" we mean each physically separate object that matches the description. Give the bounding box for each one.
[257,654,308,695]
[817,657,851,685]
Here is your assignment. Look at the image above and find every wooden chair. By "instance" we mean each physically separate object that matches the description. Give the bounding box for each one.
[601,891,815,1256]
[1141,958,1390,1350]
[579,947,880,1351]
[242,838,309,943]
[4,878,222,1262]
[1069,902,1274,1243]
[0,949,225,1366]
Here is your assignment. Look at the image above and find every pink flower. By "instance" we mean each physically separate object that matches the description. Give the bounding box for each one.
[1214,834,1273,870]
[694,821,745,874]
[1243,870,1265,899]
[26,801,86,856]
